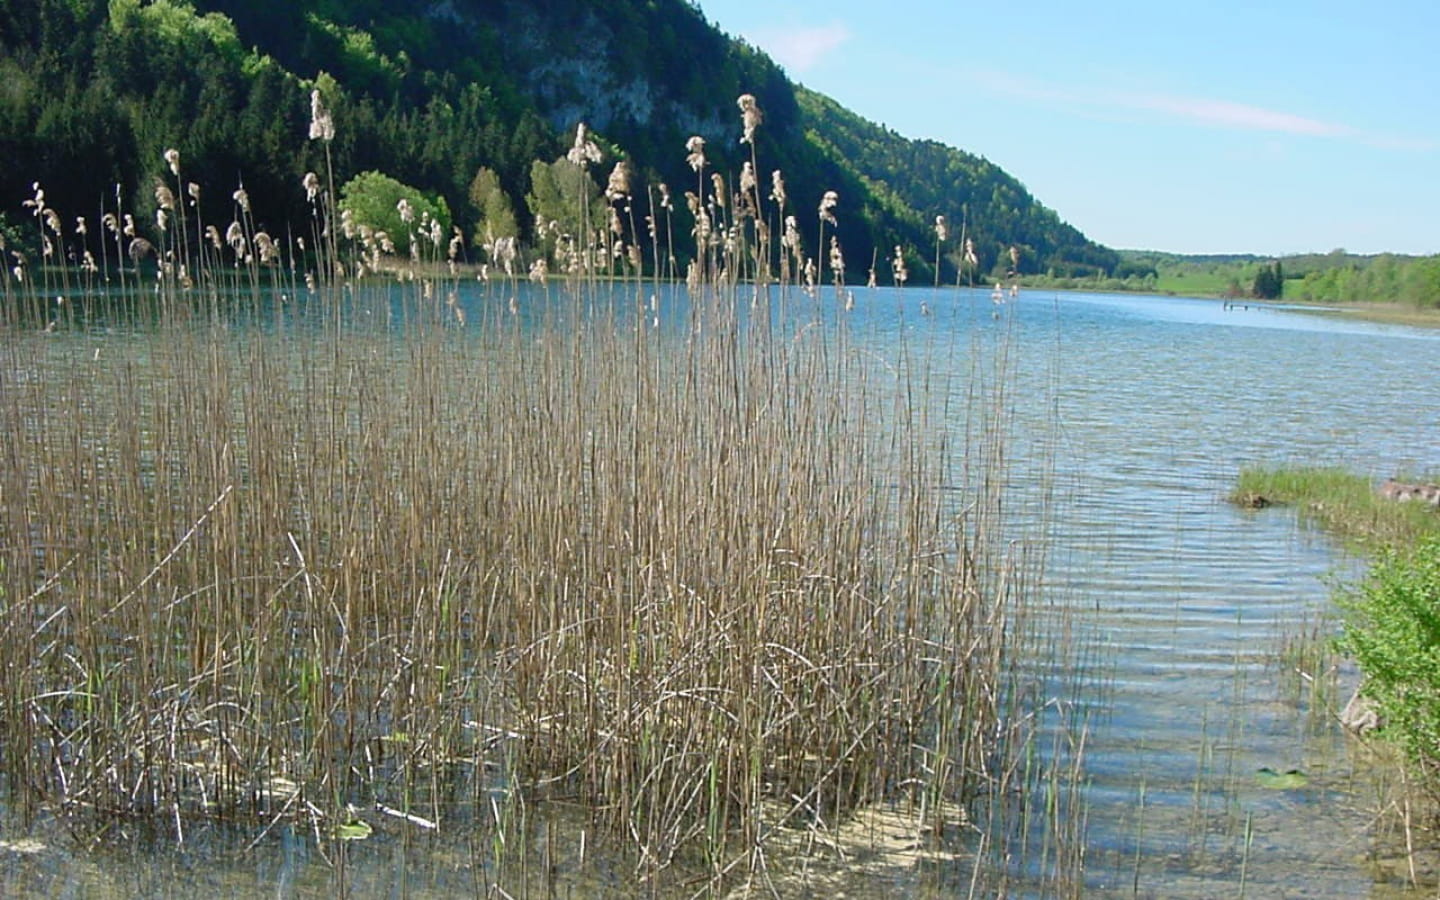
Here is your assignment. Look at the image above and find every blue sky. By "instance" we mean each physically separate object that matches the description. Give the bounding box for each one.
[694,0,1439,256]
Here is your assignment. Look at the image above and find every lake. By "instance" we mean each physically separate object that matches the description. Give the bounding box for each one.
[2,283,1436,897]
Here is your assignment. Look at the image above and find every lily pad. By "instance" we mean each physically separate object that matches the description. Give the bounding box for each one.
[333,818,373,841]
[1256,767,1308,789]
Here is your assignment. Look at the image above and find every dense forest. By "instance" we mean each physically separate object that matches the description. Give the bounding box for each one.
[0,0,1116,283]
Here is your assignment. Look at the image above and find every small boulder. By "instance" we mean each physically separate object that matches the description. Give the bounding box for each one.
[1340,685,1381,734]
[1379,478,1440,506]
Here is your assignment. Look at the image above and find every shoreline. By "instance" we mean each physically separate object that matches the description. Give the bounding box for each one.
[1019,282,1440,329]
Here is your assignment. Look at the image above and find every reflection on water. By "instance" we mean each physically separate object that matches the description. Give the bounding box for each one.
[4,287,1438,896]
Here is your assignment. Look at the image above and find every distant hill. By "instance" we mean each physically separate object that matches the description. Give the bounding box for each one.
[0,0,1115,281]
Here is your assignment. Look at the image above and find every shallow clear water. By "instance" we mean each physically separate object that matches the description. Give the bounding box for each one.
[4,285,1437,896]
[908,289,1440,896]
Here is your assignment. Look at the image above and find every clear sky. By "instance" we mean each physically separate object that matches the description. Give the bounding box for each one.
[693,0,1439,256]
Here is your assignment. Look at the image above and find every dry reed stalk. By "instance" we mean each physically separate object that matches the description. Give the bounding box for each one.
[0,274,1029,872]
[0,93,1075,894]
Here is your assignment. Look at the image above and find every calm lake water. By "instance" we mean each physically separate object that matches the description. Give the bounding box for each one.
[4,285,1438,897]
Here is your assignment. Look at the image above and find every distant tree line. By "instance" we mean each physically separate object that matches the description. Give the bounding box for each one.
[1293,252,1440,307]
[1100,249,1440,306]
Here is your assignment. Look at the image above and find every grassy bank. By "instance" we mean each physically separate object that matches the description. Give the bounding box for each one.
[1231,466,1440,550]
[1273,301,1440,330]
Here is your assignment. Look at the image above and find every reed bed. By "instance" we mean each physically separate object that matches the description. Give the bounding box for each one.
[0,106,1074,894]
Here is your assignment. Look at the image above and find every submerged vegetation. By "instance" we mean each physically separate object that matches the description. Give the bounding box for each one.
[0,65,1089,894]
[1235,464,1440,856]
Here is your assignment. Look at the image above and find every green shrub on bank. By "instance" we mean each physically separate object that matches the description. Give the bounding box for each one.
[1338,538,1440,784]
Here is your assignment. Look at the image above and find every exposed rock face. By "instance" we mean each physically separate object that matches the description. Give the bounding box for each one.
[492,2,727,137]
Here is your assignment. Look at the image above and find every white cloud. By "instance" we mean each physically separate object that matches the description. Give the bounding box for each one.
[1129,93,1349,137]
[973,70,1434,151]
[749,22,851,73]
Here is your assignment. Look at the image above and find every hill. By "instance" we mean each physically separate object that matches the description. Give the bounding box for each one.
[0,0,1115,282]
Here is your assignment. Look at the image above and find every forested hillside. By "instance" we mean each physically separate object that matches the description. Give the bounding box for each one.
[0,0,1115,281]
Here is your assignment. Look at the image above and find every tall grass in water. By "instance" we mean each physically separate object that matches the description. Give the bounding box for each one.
[0,116,1072,896]
[1233,465,1440,549]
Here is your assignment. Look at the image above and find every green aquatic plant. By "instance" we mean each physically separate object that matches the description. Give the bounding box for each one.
[1254,767,1309,789]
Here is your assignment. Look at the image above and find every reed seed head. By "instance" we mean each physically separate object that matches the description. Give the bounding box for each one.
[739,161,757,195]
[605,161,631,202]
[303,172,321,203]
[686,192,711,243]
[934,215,948,243]
[685,135,706,173]
[309,89,335,142]
[493,235,517,275]
[164,148,180,176]
[892,245,908,285]
[737,93,762,144]
[253,231,277,263]
[567,123,602,167]
[819,190,839,226]
[782,215,800,251]
[23,182,44,215]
